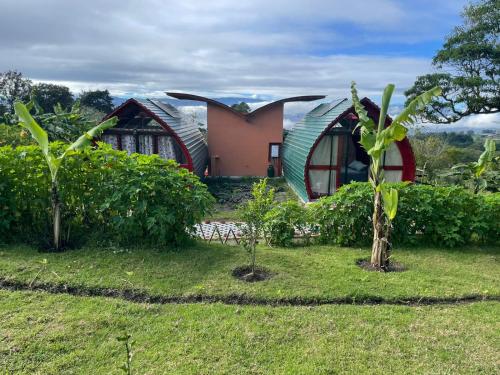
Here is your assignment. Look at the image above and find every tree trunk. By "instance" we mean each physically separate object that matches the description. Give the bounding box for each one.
[251,237,256,274]
[370,190,388,269]
[51,182,61,251]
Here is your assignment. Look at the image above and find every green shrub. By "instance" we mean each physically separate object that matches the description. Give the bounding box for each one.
[0,143,214,247]
[237,179,275,273]
[309,182,499,247]
[309,183,373,246]
[263,200,310,247]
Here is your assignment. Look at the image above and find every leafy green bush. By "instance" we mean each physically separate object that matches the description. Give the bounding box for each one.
[309,182,499,247]
[0,143,214,247]
[263,200,311,247]
[309,183,373,246]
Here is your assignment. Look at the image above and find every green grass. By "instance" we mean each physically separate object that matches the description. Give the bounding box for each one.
[1,243,498,373]
[1,291,498,374]
[0,243,498,300]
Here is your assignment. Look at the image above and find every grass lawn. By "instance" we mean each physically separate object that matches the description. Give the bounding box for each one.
[0,243,498,373]
[1,291,498,374]
[0,243,498,300]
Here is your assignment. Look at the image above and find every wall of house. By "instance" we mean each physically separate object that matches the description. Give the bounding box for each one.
[206,104,284,177]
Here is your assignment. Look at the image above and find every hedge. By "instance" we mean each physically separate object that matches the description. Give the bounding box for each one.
[308,182,499,247]
[0,143,214,248]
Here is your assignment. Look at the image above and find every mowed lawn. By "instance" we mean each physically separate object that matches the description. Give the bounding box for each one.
[1,291,499,374]
[0,243,498,300]
[0,243,499,374]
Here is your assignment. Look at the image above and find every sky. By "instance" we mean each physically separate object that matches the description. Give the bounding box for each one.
[1,0,498,130]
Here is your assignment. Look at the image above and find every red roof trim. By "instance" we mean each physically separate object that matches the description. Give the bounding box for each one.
[304,98,416,200]
[101,98,194,172]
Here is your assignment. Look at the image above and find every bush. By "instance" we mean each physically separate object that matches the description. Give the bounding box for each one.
[309,183,373,246]
[309,182,499,247]
[263,200,311,247]
[0,143,214,247]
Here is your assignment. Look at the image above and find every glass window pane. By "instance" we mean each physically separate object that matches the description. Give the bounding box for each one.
[158,136,177,160]
[384,143,403,166]
[102,134,119,150]
[310,136,338,165]
[384,170,403,182]
[309,170,337,195]
[121,135,136,154]
[138,135,154,155]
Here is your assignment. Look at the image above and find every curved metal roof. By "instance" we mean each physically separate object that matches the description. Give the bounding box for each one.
[167,92,325,120]
[104,98,208,177]
[283,98,352,202]
[283,97,416,202]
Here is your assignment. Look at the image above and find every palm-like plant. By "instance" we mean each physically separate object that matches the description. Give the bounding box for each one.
[351,82,441,269]
[445,139,497,193]
[14,102,117,251]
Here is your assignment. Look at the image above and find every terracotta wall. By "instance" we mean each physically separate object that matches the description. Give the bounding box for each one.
[207,104,283,177]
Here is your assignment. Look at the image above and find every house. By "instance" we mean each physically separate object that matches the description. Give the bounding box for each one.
[101,98,208,177]
[167,93,325,177]
[283,98,416,202]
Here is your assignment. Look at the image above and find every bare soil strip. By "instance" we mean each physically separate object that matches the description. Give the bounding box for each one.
[0,277,497,307]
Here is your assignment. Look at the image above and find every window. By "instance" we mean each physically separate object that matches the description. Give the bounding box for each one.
[269,143,281,160]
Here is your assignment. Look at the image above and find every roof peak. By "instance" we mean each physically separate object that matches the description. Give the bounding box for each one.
[166,92,325,119]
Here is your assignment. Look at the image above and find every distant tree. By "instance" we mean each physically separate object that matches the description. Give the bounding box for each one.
[231,102,251,114]
[411,134,451,180]
[446,132,474,148]
[0,70,32,114]
[78,90,114,113]
[405,0,499,123]
[32,83,74,113]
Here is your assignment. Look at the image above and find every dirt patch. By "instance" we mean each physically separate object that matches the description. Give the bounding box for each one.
[356,259,407,273]
[232,265,273,282]
[0,277,497,307]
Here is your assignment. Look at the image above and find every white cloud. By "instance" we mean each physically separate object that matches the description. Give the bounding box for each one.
[1,0,465,99]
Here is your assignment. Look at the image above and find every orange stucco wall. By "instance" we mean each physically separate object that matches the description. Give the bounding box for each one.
[207,104,284,177]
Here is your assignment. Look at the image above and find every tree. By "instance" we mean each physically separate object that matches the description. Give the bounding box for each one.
[443,138,498,193]
[405,0,499,123]
[79,90,114,113]
[231,102,251,114]
[32,83,74,113]
[238,179,274,278]
[0,70,32,114]
[410,133,450,182]
[351,82,441,269]
[14,101,117,251]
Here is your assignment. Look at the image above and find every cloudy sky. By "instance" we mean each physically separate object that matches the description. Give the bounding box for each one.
[1,0,498,129]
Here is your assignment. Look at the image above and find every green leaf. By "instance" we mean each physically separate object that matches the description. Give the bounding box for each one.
[351,81,375,131]
[63,116,118,156]
[378,84,395,132]
[14,102,49,156]
[475,138,496,177]
[359,127,376,151]
[394,86,442,126]
[381,187,398,220]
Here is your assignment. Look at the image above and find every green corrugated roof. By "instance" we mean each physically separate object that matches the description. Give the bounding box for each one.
[283,98,353,202]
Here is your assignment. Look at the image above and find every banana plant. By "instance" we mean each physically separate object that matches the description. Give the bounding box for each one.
[14,102,117,251]
[445,138,497,193]
[351,82,441,269]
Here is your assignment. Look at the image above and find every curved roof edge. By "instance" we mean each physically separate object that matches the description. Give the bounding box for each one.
[101,98,208,177]
[166,92,325,119]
